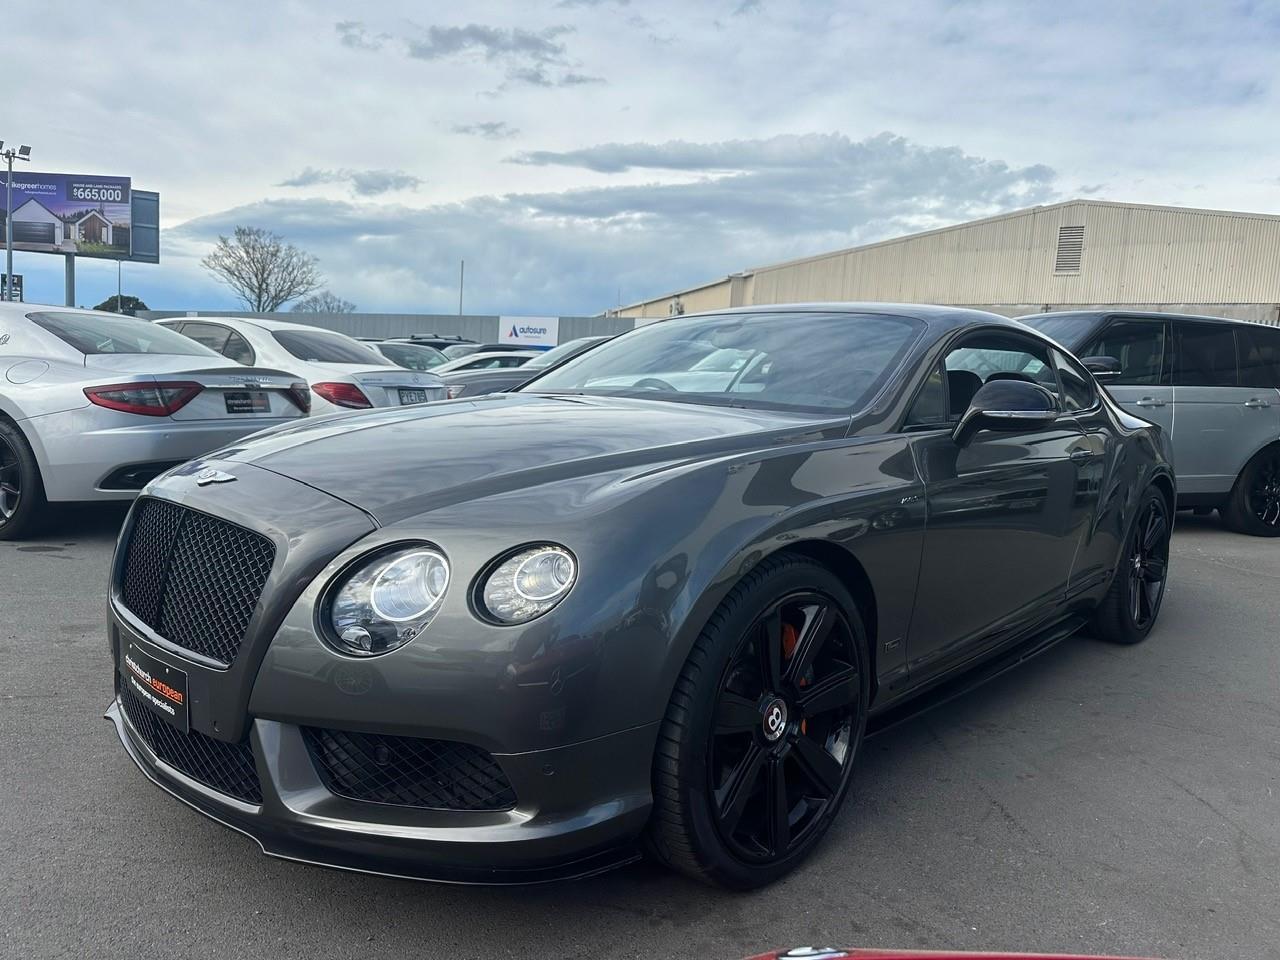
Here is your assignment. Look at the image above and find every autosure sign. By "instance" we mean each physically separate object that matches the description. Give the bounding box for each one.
[0,171,132,260]
[500,316,559,348]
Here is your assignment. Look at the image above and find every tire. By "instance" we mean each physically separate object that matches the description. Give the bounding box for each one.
[647,553,870,889]
[1093,486,1170,644]
[0,417,49,541]
[1222,445,1280,537]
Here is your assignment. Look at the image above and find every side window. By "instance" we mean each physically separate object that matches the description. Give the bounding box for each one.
[1083,319,1167,385]
[943,333,1059,418]
[1175,323,1238,387]
[222,331,255,365]
[178,322,231,354]
[1238,325,1280,389]
[1051,348,1096,412]
[905,362,947,427]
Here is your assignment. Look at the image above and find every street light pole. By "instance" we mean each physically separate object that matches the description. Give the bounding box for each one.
[1,142,32,302]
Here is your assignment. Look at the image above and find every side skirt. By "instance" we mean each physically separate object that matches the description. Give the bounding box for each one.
[866,614,1089,738]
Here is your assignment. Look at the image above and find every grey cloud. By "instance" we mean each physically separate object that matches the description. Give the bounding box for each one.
[452,121,520,139]
[559,72,606,86]
[733,0,763,14]
[186,132,1057,314]
[277,167,422,196]
[405,24,571,65]
[557,0,629,6]
[334,20,387,51]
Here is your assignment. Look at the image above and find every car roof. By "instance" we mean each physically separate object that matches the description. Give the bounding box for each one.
[677,301,1029,334]
[1028,309,1264,327]
[159,314,359,336]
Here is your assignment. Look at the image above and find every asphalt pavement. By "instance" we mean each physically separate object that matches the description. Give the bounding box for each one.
[1,506,1277,960]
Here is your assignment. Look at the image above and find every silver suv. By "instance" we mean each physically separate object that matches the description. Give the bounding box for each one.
[1021,311,1280,536]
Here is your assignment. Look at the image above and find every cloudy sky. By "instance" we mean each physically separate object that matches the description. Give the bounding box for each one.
[6,0,1280,314]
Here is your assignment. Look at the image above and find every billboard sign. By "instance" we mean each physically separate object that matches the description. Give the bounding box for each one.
[0,171,132,260]
[500,315,559,348]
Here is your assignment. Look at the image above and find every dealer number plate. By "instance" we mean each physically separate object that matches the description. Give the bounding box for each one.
[122,642,189,733]
[225,391,269,414]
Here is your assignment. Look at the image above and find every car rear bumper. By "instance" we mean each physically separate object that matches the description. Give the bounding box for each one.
[105,689,652,884]
[28,408,301,501]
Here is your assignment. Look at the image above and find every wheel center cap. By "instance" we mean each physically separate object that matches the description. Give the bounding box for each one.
[761,697,789,742]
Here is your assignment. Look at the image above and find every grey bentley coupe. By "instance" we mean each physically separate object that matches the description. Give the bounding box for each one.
[105,304,1174,889]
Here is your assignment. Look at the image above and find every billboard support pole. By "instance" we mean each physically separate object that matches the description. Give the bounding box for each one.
[64,254,75,307]
[4,153,11,303]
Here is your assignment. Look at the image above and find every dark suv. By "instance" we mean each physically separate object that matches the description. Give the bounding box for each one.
[1021,310,1280,535]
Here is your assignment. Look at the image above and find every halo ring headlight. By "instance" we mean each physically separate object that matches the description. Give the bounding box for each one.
[478,545,577,624]
[326,544,450,657]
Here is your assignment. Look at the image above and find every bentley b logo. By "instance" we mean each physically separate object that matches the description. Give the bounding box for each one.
[195,468,237,486]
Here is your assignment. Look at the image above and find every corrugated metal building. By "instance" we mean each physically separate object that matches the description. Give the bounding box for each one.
[614,200,1280,325]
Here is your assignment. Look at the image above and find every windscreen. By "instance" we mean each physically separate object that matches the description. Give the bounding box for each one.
[30,312,221,357]
[523,338,602,370]
[523,312,923,412]
[272,329,390,365]
[1017,313,1100,350]
[377,342,446,370]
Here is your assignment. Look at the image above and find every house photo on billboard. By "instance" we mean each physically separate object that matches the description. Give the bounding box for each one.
[0,171,131,258]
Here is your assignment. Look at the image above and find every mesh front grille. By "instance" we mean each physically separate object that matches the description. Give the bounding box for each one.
[119,497,275,666]
[119,685,262,804]
[302,727,517,811]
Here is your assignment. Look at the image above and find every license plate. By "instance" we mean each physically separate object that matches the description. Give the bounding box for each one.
[122,642,189,733]
[225,391,269,414]
[398,388,429,405]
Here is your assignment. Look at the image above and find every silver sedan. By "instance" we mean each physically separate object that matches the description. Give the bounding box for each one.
[0,304,311,539]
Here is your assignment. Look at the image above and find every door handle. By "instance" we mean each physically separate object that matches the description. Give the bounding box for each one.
[1244,398,1272,409]
[1069,449,1095,462]
[1135,397,1167,408]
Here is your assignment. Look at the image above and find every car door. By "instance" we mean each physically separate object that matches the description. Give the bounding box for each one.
[904,330,1088,681]
[1173,321,1280,497]
[1080,316,1174,436]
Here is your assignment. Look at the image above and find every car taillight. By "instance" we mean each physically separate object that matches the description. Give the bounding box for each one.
[312,381,372,409]
[285,381,312,413]
[83,381,202,417]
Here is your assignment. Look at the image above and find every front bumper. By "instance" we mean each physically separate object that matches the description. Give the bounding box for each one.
[106,690,653,883]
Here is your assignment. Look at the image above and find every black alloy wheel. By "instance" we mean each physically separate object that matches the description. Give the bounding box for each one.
[647,553,869,888]
[1245,449,1280,529]
[1094,485,1170,644]
[708,592,862,863]
[0,433,20,522]
[1126,496,1169,631]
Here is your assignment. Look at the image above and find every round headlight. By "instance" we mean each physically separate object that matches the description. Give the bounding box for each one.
[327,545,449,656]
[479,545,576,624]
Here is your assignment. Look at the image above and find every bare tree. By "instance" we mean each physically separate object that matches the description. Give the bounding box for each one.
[291,290,357,313]
[202,226,324,311]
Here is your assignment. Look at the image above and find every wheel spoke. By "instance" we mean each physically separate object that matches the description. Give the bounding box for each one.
[1141,557,1166,582]
[715,692,760,735]
[797,663,859,718]
[1130,570,1142,623]
[766,758,790,856]
[715,742,766,833]
[759,608,783,692]
[785,602,834,687]
[791,734,843,798]
[1143,512,1167,552]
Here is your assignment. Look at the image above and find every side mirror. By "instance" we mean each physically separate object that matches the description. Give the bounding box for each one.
[1080,355,1121,380]
[952,379,1061,446]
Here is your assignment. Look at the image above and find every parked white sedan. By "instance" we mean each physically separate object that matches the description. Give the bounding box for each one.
[157,316,446,414]
[0,304,312,539]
